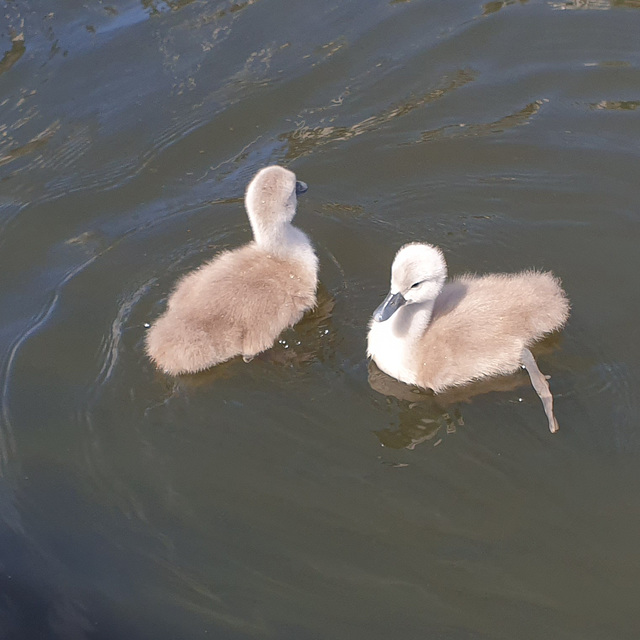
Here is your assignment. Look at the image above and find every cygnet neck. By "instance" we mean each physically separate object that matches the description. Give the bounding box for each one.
[389,299,436,343]
[252,220,311,258]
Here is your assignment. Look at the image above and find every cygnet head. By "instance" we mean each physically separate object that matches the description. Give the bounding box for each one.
[373,243,447,322]
[245,165,308,236]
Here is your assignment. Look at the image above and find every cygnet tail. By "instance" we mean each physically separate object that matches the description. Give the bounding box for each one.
[145,314,230,375]
[526,272,570,338]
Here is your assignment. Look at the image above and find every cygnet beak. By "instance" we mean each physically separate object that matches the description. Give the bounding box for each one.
[295,181,308,195]
[373,291,406,322]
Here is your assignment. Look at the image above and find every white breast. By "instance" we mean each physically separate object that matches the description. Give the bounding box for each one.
[367,317,418,386]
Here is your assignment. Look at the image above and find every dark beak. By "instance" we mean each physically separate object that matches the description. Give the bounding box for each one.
[295,181,308,195]
[373,291,406,322]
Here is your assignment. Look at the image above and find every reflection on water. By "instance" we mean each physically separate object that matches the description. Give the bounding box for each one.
[0,34,25,76]
[417,99,546,144]
[591,99,640,110]
[1,0,640,638]
[552,0,640,8]
[367,334,558,450]
[0,120,60,169]
[281,69,477,160]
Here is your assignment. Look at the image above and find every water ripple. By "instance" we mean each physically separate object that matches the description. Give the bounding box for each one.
[414,99,548,144]
[93,279,158,393]
[280,68,478,160]
[0,253,99,476]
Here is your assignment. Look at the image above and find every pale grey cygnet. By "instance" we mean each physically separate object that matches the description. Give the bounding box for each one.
[146,166,318,375]
[367,243,570,432]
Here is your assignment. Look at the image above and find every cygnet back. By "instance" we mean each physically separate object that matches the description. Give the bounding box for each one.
[419,270,569,391]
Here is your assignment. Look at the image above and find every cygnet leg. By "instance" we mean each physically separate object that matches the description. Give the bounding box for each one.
[520,347,559,433]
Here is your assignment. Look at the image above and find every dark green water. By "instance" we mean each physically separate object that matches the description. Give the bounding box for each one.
[1,1,640,638]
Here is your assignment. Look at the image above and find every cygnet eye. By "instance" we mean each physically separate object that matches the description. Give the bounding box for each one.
[410,281,422,289]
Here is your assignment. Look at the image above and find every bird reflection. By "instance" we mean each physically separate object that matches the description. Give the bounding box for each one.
[369,334,563,450]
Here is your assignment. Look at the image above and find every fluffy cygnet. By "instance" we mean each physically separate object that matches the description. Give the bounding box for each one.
[146,166,318,375]
[367,243,570,432]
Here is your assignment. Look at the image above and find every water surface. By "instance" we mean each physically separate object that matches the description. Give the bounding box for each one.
[1,0,640,638]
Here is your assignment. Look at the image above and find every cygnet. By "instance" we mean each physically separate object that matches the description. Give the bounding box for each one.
[146,166,318,375]
[367,243,570,432]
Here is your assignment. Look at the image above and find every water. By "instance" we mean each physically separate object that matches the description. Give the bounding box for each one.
[1,0,640,638]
